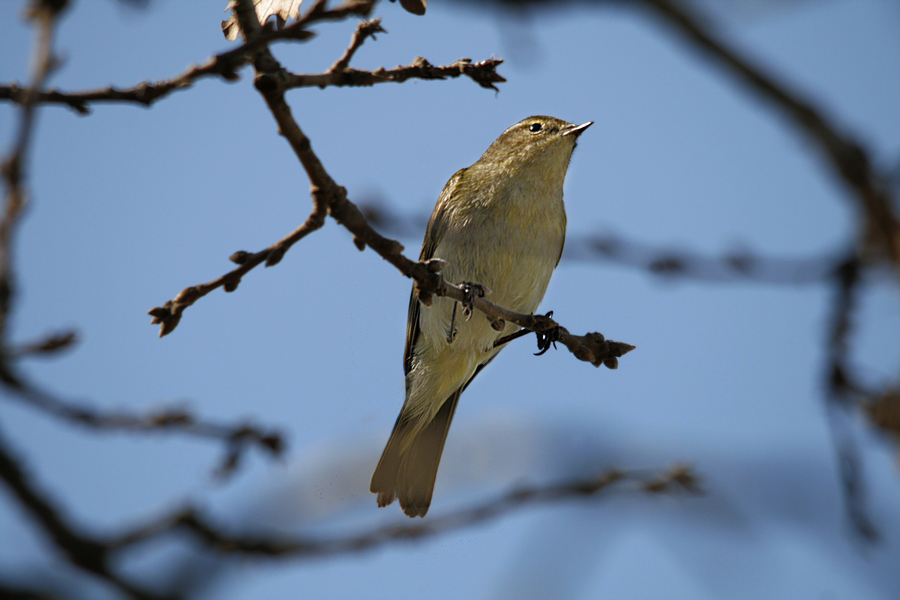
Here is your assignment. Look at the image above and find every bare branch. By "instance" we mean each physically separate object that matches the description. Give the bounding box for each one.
[328,18,386,73]
[638,0,900,268]
[0,366,284,477]
[0,1,63,346]
[1,0,501,113]
[148,209,328,337]
[0,9,155,596]
[0,427,154,600]
[821,255,879,541]
[111,465,698,556]
[576,233,845,285]
[6,329,77,358]
[0,56,505,113]
[146,0,623,370]
[285,56,506,91]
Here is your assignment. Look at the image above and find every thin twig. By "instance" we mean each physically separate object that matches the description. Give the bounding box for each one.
[328,19,386,73]
[148,209,328,336]
[286,56,506,91]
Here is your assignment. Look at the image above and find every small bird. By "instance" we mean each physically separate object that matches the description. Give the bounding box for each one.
[370,116,592,517]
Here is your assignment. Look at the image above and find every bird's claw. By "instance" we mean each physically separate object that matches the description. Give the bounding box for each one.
[459,281,488,321]
[534,311,559,356]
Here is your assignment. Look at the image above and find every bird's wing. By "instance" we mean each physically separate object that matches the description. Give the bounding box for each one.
[403,168,467,377]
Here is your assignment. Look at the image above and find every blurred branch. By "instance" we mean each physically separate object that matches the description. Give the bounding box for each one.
[0,366,284,479]
[111,465,698,556]
[633,0,900,543]
[637,0,900,268]
[358,198,846,285]
[820,254,888,541]
[0,7,155,597]
[6,329,77,358]
[863,387,900,447]
[0,0,63,347]
[0,427,154,600]
[0,581,74,600]
[576,233,846,284]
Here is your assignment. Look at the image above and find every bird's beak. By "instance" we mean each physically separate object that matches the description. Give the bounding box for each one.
[562,121,593,137]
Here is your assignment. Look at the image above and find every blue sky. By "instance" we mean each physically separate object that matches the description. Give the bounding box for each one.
[1,1,899,598]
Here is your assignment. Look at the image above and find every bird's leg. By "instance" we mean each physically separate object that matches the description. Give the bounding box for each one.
[459,281,488,321]
[447,301,458,343]
[534,310,560,356]
[447,281,488,343]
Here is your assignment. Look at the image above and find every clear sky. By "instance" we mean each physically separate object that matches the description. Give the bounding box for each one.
[1,0,899,598]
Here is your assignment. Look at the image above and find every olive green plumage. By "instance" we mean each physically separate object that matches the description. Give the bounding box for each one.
[371,116,592,517]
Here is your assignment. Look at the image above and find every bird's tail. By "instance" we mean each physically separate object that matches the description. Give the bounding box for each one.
[370,389,462,517]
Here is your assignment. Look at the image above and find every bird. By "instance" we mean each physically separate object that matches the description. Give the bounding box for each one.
[370,115,592,517]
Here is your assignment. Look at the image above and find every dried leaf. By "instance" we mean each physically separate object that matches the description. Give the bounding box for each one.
[398,0,426,15]
[222,0,304,41]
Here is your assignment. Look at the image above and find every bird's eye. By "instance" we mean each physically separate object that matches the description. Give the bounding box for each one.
[528,122,543,133]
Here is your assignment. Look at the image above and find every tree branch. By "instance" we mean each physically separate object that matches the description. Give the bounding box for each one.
[637,0,900,268]
[111,465,697,556]
[0,0,63,346]
[0,1,503,113]
[0,365,284,479]
[147,0,625,370]
[329,18,386,73]
[0,427,154,600]
[822,255,879,541]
